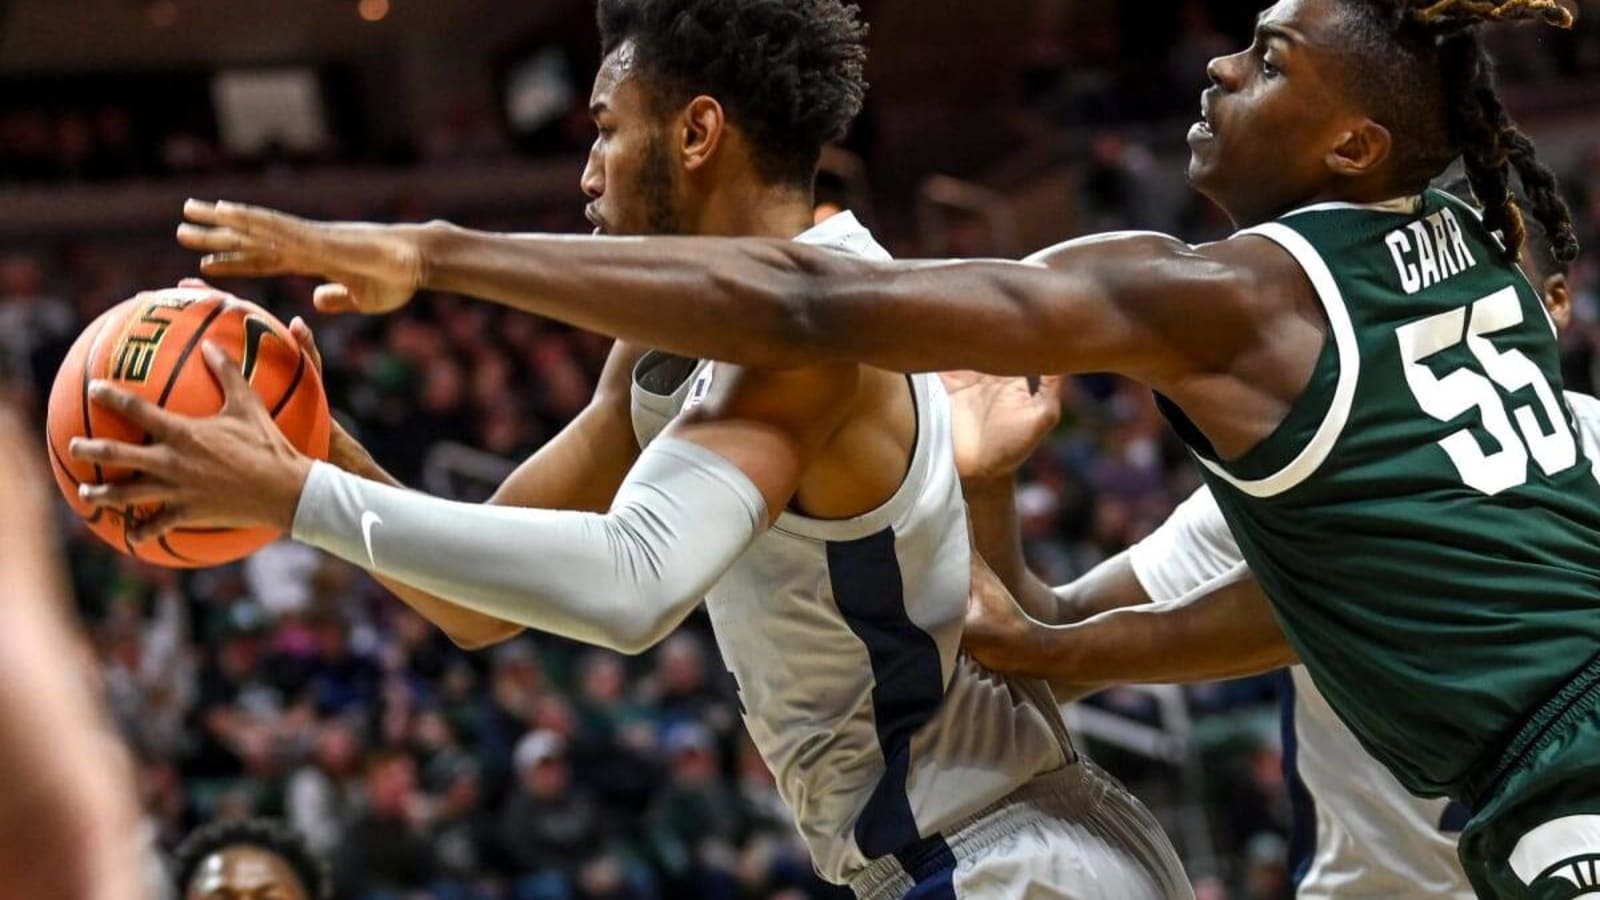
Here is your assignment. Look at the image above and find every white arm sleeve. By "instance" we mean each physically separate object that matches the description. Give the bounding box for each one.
[291,437,767,654]
[1125,485,1246,603]
[1565,390,1600,477]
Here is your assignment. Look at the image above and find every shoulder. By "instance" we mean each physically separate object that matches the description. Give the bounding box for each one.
[690,362,862,428]
[593,340,650,401]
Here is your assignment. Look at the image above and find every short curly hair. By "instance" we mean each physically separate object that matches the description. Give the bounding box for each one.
[171,819,330,900]
[597,0,869,187]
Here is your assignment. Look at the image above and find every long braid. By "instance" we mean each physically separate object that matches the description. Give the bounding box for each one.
[1405,0,1579,264]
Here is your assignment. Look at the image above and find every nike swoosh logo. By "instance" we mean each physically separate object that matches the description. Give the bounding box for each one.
[360,510,383,566]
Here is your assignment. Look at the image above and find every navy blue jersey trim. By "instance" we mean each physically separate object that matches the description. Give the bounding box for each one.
[1280,670,1318,890]
[830,528,946,860]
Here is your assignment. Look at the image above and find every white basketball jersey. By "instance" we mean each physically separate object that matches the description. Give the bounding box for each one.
[1131,386,1600,897]
[630,213,1070,884]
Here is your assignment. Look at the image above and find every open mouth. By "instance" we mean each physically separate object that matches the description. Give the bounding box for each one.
[1189,94,1218,143]
[585,207,608,235]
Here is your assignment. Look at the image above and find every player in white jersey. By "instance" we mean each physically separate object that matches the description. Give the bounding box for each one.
[953,224,1586,899]
[78,2,1191,897]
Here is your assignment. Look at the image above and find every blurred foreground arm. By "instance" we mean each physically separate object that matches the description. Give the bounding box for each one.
[0,405,147,900]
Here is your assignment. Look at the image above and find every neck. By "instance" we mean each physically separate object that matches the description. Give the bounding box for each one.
[1224,178,1421,228]
[692,178,818,239]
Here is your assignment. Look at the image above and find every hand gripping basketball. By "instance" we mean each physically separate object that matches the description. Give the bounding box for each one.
[71,342,314,542]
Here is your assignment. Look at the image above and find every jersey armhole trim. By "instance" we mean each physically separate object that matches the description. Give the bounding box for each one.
[1207,223,1361,498]
[772,374,934,542]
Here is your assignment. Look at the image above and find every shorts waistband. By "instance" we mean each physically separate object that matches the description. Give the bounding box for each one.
[1461,651,1600,811]
[849,763,1102,900]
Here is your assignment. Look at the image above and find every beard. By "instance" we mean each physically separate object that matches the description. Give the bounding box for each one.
[640,132,683,235]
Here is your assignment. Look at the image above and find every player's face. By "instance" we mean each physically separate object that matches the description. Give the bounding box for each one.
[1188,0,1367,226]
[582,41,686,237]
[186,846,309,900]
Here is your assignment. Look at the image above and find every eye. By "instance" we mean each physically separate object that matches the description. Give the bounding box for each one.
[1261,57,1282,79]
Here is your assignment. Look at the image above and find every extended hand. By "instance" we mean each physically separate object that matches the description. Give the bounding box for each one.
[69,342,313,540]
[941,371,1063,480]
[962,551,1045,675]
[177,199,426,315]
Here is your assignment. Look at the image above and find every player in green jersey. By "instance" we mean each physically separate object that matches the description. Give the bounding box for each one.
[88,0,1590,896]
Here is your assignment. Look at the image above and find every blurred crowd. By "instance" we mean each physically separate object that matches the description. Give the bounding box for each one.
[6,0,1600,187]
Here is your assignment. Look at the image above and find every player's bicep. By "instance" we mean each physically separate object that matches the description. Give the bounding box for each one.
[661,364,859,527]
[488,341,645,513]
[807,232,1247,381]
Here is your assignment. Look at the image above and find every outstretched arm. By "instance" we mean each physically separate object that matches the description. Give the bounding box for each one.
[179,203,1259,384]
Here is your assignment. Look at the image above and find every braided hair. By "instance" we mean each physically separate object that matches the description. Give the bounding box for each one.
[1334,0,1579,266]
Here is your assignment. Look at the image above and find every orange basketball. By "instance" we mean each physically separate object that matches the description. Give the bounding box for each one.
[45,285,331,568]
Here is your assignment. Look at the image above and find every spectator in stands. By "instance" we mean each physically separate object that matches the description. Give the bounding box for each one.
[498,729,603,900]
[285,718,363,857]
[333,749,434,899]
[638,633,737,740]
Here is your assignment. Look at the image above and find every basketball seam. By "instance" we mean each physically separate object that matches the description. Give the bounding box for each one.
[47,439,80,487]
[270,347,309,419]
[155,301,228,408]
[157,535,196,564]
[45,440,104,523]
[77,314,115,487]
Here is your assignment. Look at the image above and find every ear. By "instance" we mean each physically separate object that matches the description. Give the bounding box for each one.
[1544,273,1572,332]
[1325,119,1392,179]
[681,95,726,172]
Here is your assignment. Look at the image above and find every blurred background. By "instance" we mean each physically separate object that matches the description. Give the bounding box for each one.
[4,1,1600,899]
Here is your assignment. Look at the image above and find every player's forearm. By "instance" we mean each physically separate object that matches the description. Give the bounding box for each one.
[292,438,764,655]
[963,477,1061,622]
[324,426,526,649]
[422,223,824,369]
[418,224,1113,376]
[995,565,1295,688]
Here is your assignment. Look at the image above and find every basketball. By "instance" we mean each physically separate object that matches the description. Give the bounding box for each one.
[45,285,331,568]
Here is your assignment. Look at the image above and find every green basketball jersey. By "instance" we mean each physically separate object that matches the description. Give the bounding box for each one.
[1160,188,1600,798]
